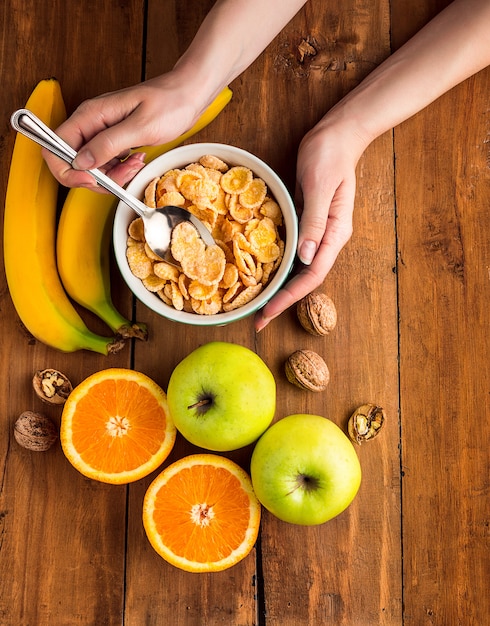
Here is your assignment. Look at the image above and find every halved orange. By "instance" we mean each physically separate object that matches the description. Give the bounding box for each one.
[143,454,261,572]
[60,368,176,484]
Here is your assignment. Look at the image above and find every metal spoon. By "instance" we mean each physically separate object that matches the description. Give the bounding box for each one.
[10,108,215,261]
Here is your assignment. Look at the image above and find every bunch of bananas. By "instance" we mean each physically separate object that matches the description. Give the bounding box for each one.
[4,78,232,354]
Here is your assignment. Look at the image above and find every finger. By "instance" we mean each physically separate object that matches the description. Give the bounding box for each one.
[43,149,146,191]
[41,148,98,188]
[81,152,147,191]
[71,110,156,171]
[100,153,147,188]
[296,181,335,266]
[255,242,336,332]
[255,211,353,332]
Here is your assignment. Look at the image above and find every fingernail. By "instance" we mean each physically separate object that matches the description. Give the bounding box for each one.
[255,317,269,333]
[73,150,95,170]
[298,240,317,265]
[129,162,146,176]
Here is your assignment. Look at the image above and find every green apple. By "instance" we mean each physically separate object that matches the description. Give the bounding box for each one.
[167,341,276,451]
[250,414,361,525]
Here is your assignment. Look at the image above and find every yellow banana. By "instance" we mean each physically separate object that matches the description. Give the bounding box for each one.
[56,87,233,333]
[3,78,124,355]
[57,189,148,339]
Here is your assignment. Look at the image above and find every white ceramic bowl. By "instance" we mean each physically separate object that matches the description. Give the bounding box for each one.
[113,143,298,326]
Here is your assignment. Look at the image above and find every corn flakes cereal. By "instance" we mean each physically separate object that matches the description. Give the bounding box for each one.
[154,261,180,282]
[187,204,218,230]
[142,274,167,292]
[244,218,261,238]
[229,202,254,224]
[126,243,153,279]
[212,187,228,215]
[261,262,275,285]
[220,263,239,289]
[223,281,242,304]
[254,262,264,284]
[128,217,145,241]
[156,190,186,208]
[175,169,201,189]
[126,154,287,315]
[178,273,190,300]
[215,239,235,264]
[260,198,283,225]
[220,166,253,194]
[144,178,158,208]
[233,239,256,276]
[156,170,181,195]
[248,217,281,263]
[199,154,229,172]
[273,239,285,270]
[223,284,263,312]
[170,282,184,311]
[204,167,223,184]
[191,293,223,315]
[239,178,267,209]
[185,162,209,178]
[239,271,257,287]
[188,280,218,301]
[170,221,201,263]
[181,244,226,286]
[157,288,172,306]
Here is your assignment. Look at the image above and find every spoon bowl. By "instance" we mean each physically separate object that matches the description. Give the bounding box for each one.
[10,109,214,260]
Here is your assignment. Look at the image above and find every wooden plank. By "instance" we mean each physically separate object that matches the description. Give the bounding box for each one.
[393,2,490,622]
[124,4,260,623]
[253,3,402,623]
[0,1,143,624]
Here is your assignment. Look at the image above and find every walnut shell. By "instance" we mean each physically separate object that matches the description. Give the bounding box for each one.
[32,369,73,405]
[347,404,385,445]
[296,293,337,336]
[285,349,330,392]
[14,411,58,451]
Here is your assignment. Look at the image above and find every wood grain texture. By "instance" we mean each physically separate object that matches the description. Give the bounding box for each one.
[0,1,141,624]
[392,2,490,624]
[0,0,488,624]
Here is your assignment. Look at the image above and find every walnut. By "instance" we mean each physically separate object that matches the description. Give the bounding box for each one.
[285,349,330,392]
[347,404,385,445]
[32,369,73,405]
[296,293,337,336]
[14,411,58,451]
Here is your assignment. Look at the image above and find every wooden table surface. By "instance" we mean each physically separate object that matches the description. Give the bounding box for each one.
[1,1,488,624]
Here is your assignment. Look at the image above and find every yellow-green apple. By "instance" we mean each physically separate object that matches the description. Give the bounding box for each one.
[250,414,361,525]
[167,341,276,451]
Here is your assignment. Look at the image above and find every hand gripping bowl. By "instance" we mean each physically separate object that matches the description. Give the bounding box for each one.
[113,143,298,326]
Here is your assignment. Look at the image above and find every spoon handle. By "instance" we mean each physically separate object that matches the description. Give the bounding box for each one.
[10,109,147,217]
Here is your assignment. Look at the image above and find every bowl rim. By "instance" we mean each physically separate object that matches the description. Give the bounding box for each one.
[113,142,298,326]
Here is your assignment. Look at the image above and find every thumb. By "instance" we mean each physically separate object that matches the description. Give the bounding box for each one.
[295,181,335,266]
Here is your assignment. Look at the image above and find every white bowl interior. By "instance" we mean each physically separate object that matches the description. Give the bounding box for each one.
[113,143,298,326]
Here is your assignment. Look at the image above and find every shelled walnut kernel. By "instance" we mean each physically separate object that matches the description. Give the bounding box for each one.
[32,369,73,405]
[347,404,385,445]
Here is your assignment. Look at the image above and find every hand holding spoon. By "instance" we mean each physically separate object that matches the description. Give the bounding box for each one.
[10,109,215,261]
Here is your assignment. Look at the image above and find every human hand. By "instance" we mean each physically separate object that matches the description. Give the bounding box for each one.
[255,119,368,331]
[43,74,202,190]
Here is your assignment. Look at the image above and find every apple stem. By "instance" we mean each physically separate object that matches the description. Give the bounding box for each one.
[188,398,211,410]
